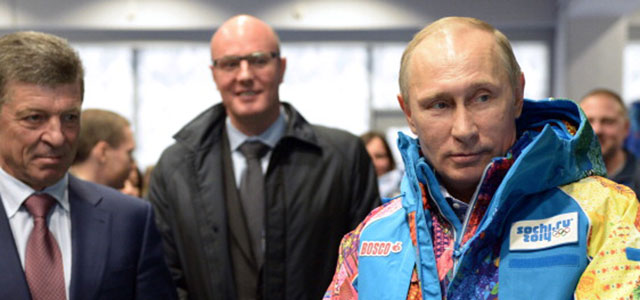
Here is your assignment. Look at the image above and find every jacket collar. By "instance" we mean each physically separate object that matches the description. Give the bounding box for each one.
[400,98,605,205]
[67,176,109,300]
[173,102,320,153]
[399,98,607,236]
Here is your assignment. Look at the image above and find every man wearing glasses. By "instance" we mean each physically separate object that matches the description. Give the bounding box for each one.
[147,14,379,300]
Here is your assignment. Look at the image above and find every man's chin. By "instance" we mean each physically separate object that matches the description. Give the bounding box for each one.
[601,147,618,159]
[439,168,484,189]
[27,170,67,190]
[230,104,268,119]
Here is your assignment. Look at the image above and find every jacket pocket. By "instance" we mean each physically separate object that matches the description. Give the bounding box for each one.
[508,253,579,268]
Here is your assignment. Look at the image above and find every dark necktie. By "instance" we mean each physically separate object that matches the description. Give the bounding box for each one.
[24,193,66,300]
[238,140,270,268]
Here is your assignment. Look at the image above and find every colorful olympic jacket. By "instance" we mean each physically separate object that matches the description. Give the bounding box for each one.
[325,99,640,300]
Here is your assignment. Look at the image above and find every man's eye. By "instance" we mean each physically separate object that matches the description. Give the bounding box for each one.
[224,61,240,69]
[250,55,270,66]
[218,58,240,69]
[24,114,44,123]
[476,95,490,102]
[62,113,79,123]
[432,102,448,110]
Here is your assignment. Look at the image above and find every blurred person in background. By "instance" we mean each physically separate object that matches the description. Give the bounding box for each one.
[70,109,135,190]
[580,88,640,197]
[141,165,154,198]
[120,162,143,197]
[360,131,402,198]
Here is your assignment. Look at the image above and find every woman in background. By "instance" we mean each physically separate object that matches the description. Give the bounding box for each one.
[360,131,402,198]
[121,163,143,198]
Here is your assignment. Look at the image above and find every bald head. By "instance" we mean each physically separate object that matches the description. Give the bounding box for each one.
[208,14,287,136]
[210,14,281,60]
[398,17,521,103]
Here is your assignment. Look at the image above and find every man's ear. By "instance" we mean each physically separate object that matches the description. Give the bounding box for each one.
[91,141,109,164]
[514,72,525,118]
[210,65,222,91]
[398,93,418,135]
[277,57,287,84]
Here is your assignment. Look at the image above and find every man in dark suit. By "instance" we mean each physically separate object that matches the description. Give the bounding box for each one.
[0,31,177,300]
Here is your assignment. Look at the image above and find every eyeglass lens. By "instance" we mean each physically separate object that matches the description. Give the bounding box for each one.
[214,52,278,71]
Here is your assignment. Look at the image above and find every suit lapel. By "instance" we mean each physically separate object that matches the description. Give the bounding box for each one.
[67,176,110,300]
[0,196,31,299]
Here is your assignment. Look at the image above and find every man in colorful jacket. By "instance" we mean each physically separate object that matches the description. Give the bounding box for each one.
[325,16,640,299]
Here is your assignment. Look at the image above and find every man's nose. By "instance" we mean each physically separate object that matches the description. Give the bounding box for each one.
[590,121,602,135]
[41,118,65,147]
[451,107,479,143]
[236,60,254,82]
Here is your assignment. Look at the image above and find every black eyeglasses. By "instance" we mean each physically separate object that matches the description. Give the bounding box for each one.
[212,52,280,71]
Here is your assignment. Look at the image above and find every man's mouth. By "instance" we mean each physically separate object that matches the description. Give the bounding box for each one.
[449,152,484,164]
[35,154,65,163]
[237,90,258,96]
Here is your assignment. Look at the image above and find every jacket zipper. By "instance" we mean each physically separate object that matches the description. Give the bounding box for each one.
[423,182,458,250]
[452,162,492,274]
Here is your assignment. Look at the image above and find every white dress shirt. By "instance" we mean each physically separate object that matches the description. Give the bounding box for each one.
[226,107,287,186]
[0,167,72,299]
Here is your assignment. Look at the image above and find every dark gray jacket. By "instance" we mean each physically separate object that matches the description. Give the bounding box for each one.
[148,102,379,300]
[611,149,640,198]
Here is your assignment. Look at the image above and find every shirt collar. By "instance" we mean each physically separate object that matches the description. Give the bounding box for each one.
[439,184,456,201]
[439,183,469,222]
[226,106,287,151]
[0,166,70,218]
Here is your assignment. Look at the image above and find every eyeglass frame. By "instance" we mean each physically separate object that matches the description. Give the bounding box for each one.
[212,51,280,71]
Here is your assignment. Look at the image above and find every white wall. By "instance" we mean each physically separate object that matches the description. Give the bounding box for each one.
[2,0,557,30]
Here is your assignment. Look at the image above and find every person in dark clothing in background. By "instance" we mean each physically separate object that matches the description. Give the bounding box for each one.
[580,88,640,197]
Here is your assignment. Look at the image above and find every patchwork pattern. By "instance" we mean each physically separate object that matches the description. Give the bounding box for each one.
[324,105,635,300]
[560,177,640,300]
[324,199,402,299]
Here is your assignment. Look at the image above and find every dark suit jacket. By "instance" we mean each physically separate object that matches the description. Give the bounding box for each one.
[0,175,177,300]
